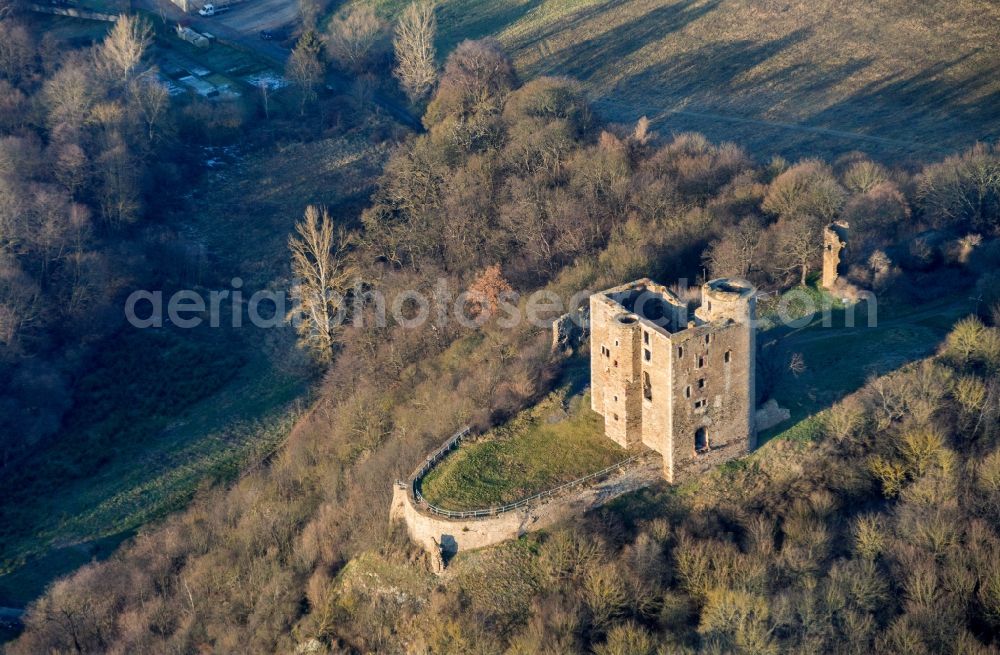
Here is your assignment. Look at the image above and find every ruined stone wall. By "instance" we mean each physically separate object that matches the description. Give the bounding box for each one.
[823,221,850,289]
[391,458,663,572]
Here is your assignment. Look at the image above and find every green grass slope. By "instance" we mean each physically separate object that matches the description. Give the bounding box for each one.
[420,387,630,511]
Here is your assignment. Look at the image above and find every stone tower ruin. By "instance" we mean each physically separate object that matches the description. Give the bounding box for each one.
[822,221,850,289]
[590,278,757,482]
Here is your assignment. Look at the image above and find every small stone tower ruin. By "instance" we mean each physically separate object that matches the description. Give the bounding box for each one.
[590,278,757,482]
[822,221,849,289]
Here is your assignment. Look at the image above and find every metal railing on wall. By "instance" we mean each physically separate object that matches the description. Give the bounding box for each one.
[404,426,643,520]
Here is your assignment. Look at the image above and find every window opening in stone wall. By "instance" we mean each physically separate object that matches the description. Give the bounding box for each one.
[678,346,684,358]
[644,331,649,345]
[698,355,705,368]
[643,371,652,401]
[685,385,691,398]
[644,349,651,362]
[705,334,710,344]
[698,378,705,389]
[725,350,731,363]
[695,427,708,452]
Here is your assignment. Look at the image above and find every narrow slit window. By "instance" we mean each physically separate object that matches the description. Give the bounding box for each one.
[643,371,652,401]
[685,385,691,398]
[643,331,649,345]
[678,346,684,358]
[705,334,710,344]
[698,378,705,389]
[644,349,651,362]
[725,350,732,363]
[698,356,705,368]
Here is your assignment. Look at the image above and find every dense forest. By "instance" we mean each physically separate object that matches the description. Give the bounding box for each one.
[3,3,1000,653]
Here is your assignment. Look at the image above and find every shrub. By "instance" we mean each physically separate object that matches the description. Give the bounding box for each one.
[325,5,390,74]
[762,159,845,221]
[944,316,1000,368]
[869,455,907,498]
[918,143,1000,232]
[853,514,885,560]
[424,38,516,127]
[844,160,889,194]
[502,77,594,138]
[824,397,866,442]
[698,588,776,655]
[583,562,628,628]
[954,375,987,414]
[899,426,946,478]
[593,621,656,655]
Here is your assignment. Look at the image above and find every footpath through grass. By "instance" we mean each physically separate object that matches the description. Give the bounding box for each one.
[420,388,629,511]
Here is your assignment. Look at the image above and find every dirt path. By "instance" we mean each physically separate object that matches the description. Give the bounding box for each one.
[593,97,947,153]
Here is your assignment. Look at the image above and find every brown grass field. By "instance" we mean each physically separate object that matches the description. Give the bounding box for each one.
[374,0,1000,161]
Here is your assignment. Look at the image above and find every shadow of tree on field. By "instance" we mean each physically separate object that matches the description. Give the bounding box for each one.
[436,0,546,51]
[532,0,723,81]
[520,0,999,160]
[806,51,1000,155]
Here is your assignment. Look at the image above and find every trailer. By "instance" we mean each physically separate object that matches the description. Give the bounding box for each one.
[175,24,210,48]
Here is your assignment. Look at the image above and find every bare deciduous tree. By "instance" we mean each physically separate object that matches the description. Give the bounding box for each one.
[767,214,823,286]
[129,77,170,142]
[325,5,388,74]
[763,159,845,222]
[0,254,42,350]
[393,2,437,103]
[288,206,355,363]
[42,59,97,133]
[98,15,153,85]
[286,30,325,115]
[918,143,1000,232]
[702,217,763,279]
[0,19,35,82]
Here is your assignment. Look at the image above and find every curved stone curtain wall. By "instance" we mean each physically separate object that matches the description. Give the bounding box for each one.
[390,427,661,572]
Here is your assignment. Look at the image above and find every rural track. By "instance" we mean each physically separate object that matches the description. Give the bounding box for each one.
[134,0,423,131]
[592,97,946,153]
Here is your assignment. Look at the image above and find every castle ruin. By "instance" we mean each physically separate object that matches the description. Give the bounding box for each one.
[590,278,757,482]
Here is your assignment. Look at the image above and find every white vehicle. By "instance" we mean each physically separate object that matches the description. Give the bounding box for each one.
[198,3,227,16]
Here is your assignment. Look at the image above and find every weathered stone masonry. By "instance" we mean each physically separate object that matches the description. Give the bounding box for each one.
[590,278,757,482]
